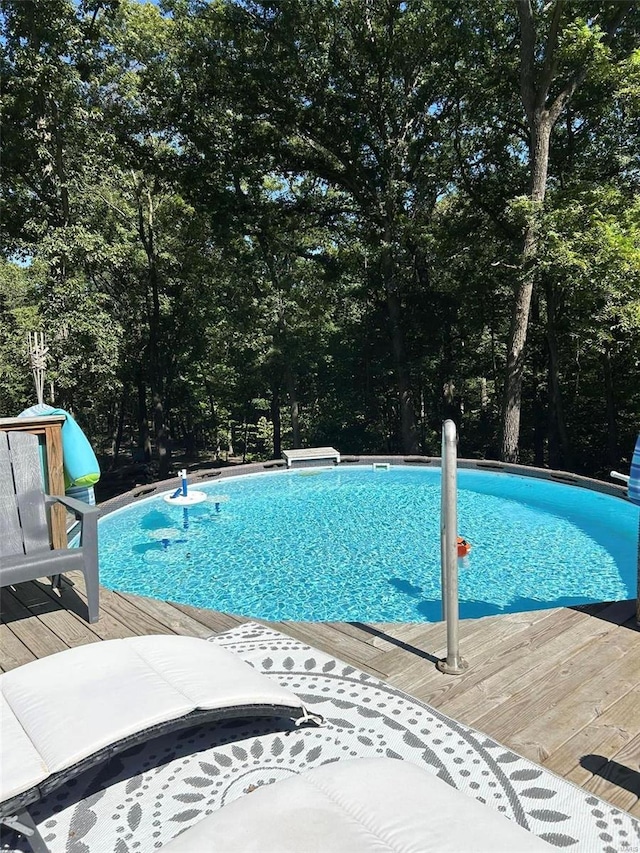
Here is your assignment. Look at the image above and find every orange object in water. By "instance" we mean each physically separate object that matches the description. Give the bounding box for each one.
[457,537,472,558]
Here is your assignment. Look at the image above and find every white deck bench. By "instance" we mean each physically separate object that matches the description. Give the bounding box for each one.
[281,447,341,468]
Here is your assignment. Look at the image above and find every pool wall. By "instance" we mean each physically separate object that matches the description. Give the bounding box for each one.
[99,454,630,517]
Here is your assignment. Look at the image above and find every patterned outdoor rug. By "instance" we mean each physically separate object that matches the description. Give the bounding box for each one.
[3,622,639,853]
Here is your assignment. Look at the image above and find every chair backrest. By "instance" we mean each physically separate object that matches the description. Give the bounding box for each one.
[0,430,51,559]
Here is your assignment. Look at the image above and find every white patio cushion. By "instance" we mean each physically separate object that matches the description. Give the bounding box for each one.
[163,758,553,852]
[0,636,306,806]
[124,635,298,710]
[0,694,48,803]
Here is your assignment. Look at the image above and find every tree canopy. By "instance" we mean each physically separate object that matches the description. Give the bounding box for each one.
[1,0,638,480]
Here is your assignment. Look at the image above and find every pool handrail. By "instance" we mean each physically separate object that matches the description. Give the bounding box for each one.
[437,420,468,676]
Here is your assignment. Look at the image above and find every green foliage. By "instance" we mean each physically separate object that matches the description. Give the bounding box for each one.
[1,0,638,475]
[0,261,41,414]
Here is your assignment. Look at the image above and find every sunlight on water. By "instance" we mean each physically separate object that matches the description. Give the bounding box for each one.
[99,466,638,622]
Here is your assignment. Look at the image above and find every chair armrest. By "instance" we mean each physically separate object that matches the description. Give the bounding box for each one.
[45,495,100,519]
[46,496,99,581]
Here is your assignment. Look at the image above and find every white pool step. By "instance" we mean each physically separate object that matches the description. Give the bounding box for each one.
[282,447,341,468]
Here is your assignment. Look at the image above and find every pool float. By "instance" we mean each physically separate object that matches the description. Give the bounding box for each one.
[163,469,207,506]
[457,536,472,558]
[629,434,640,506]
[19,403,100,488]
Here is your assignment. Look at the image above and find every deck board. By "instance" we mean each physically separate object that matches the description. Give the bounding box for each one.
[9,581,104,649]
[0,587,71,660]
[507,646,640,761]
[118,592,214,638]
[82,584,181,636]
[170,601,246,634]
[1,573,639,817]
[461,618,624,723]
[417,608,589,716]
[581,731,640,812]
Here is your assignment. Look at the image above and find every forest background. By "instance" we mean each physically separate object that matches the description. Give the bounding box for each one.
[1,0,639,483]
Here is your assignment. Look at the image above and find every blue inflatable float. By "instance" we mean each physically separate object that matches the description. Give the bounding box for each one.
[629,434,640,506]
[19,403,100,489]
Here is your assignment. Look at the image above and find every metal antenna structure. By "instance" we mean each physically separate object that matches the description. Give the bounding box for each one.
[27,331,49,405]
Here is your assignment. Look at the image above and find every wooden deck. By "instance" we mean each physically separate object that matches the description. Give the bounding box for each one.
[1,573,639,818]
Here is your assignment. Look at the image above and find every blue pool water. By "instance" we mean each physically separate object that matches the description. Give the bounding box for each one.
[99,466,638,622]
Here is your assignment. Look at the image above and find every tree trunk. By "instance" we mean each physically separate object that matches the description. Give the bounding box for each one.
[502,0,628,460]
[51,99,70,230]
[285,365,301,449]
[530,293,546,467]
[137,381,151,461]
[48,98,70,283]
[111,392,125,469]
[184,410,196,458]
[153,393,171,479]
[271,386,282,459]
[135,183,173,479]
[545,281,572,469]
[386,286,419,454]
[533,389,545,468]
[501,115,551,462]
[207,391,219,457]
[601,345,618,468]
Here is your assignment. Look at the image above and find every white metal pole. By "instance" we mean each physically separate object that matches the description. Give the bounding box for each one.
[437,419,468,675]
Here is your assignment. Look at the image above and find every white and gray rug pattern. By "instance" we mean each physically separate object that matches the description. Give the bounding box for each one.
[5,622,639,853]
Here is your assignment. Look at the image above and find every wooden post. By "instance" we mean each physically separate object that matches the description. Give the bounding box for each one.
[0,415,67,549]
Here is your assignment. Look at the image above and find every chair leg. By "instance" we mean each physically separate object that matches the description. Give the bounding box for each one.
[2,810,50,853]
[80,513,100,623]
[83,565,100,624]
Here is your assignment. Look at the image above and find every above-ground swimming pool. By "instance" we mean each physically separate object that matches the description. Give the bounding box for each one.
[99,465,638,622]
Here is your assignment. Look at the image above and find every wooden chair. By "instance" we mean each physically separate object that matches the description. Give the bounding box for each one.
[0,429,100,623]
